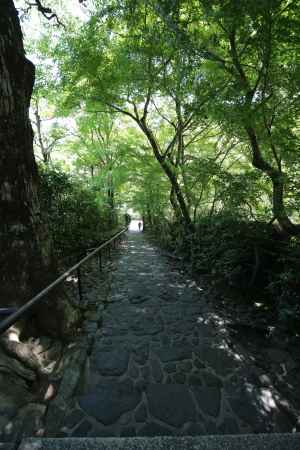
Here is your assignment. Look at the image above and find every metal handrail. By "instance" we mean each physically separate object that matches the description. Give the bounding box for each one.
[0,227,127,335]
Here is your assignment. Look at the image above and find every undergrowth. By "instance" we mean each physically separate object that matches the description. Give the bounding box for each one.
[150,214,300,334]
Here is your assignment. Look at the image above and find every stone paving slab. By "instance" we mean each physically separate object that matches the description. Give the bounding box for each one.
[51,232,299,437]
[19,434,300,450]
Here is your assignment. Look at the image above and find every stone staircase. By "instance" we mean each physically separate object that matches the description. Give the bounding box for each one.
[15,434,300,450]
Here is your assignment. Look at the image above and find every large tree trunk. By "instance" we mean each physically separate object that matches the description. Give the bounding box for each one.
[0,0,79,339]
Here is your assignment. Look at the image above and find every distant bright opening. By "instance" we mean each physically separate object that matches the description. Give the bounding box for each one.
[129,219,143,232]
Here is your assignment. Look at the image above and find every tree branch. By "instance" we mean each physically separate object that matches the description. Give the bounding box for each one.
[25,0,65,27]
[151,98,176,129]
[106,102,139,122]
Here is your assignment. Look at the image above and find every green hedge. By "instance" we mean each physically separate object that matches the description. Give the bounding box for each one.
[38,166,118,260]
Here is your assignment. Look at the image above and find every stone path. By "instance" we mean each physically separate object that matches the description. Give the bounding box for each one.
[57,232,298,437]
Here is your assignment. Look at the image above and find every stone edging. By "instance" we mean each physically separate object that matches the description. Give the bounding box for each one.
[18,434,300,450]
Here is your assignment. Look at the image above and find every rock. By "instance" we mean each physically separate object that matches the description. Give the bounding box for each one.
[179,361,193,372]
[120,426,136,437]
[141,366,150,379]
[131,315,163,336]
[228,391,267,431]
[274,409,295,432]
[218,417,240,434]
[0,416,10,440]
[132,344,149,365]
[173,372,186,384]
[134,403,147,423]
[134,379,147,393]
[65,410,85,429]
[137,422,172,436]
[205,420,219,434]
[0,373,35,421]
[150,357,163,383]
[155,347,191,363]
[192,386,221,418]
[196,346,239,376]
[0,396,19,422]
[129,294,149,305]
[128,363,139,379]
[194,358,205,370]
[188,375,203,386]
[58,346,88,400]
[184,422,205,436]
[164,362,177,373]
[96,349,129,376]
[79,379,141,425]
[72,420,92,437]
[146,384,196,427]
[45,397,68,435]
[88,425,114,437]
[10,403,46,439]
[201,371,223,388]
[119,412,132,426]
[161,335,171,346]
[32,337,52,354]
[38,340,62,364]
[0,349,36,381]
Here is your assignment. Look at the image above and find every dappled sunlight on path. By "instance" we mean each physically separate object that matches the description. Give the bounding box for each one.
[58,232,299,437]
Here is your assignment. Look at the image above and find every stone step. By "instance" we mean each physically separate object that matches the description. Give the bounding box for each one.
[19,434,300,450]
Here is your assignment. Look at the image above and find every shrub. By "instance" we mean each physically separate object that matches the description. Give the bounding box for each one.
[152,212,300,333]
[38,165,117,260]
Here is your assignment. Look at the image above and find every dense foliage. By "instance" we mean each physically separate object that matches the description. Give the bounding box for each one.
[38,165,119,260]
[156,216,300,332]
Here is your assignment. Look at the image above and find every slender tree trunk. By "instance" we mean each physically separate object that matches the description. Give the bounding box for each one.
[139,119,195,232]
[0,1,79,338]
[209,186,217,218]
[34,103,49,163]
[170,186,182,222]
[227,32,300,236]
[146,205,152,229]
[142,215,146,232]
[246,126,300,236]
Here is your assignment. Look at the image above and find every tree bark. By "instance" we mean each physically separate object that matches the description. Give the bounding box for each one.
[228,30,300,236]
[139,118,195,233]
[0,0,79,338]
[170,186,182,222]
[246,126,300,236]
[34,102,50,163]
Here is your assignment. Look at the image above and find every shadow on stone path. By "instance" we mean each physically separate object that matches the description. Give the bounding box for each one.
[59,232,298,437]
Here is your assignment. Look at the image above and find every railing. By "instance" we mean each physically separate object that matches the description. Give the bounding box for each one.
[0,228,127,335]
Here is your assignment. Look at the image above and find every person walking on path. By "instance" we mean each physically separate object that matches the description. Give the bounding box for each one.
[138,221,142,231]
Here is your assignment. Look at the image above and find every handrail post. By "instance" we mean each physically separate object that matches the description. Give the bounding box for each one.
[0,227,127,335]
[77,267,83,302]
[98,251,102,272]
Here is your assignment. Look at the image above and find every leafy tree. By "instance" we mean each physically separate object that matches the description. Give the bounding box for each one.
[39,164,116,258]
[53,9,215,231]
[148,0,300,235]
